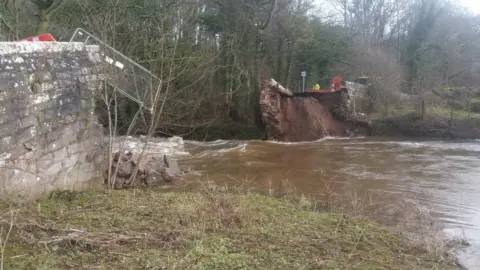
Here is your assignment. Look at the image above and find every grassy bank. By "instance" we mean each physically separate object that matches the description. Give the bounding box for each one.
[0,189,460,269]
[370,107,480,139]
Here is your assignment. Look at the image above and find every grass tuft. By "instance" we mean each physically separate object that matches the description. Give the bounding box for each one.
[0,189,460,269]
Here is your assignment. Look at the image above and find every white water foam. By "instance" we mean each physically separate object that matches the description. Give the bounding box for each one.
[186,143,249,159]
[185,139,232,146]
[261,136,360,146]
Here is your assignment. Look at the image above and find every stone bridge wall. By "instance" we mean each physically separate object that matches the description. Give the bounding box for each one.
[0,42,104,196]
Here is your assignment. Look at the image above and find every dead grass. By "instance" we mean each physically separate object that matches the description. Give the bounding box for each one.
[0,188,461,270]
[316,183,448,254]
[217,177,451,253]
[199,179,466,266]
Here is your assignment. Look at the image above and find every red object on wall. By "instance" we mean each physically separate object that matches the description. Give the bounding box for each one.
[18,33,56,42]
[331,75,343,90]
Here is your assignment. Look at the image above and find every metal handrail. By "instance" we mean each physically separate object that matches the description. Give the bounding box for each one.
[70,28,160,80]
[70,28,161,111]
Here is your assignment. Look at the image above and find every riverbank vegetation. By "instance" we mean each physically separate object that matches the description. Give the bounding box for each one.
[370,104,480,139]
[1,0,479,140]
[0,188,462,269]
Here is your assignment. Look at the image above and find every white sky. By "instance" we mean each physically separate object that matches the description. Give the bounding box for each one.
[315,0,480,15]
[460,0,480,14]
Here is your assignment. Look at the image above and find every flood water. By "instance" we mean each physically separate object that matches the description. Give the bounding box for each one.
[179,137,480,269]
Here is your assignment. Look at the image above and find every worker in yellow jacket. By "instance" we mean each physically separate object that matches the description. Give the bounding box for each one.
[312,83,320,90]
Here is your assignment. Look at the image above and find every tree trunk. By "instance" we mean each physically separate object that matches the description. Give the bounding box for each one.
[421,98,425,120]
[37,9,49,34]
[275,38,284,82]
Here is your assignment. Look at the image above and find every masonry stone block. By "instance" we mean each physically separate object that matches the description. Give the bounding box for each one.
[64,155,79,168]
[20,115,38,129]
[50,168,74,189]
[8,145,31,161]
[53,147,67,162]
[0,42,105,197]
[0,120,18,137]
[49,139,65,152]
[67,143,80,155]
[36,153,54,171]
[15,126,37,144]
[45,162,63,176]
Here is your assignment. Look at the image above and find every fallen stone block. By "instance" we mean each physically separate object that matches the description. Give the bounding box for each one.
[105,151,184,189]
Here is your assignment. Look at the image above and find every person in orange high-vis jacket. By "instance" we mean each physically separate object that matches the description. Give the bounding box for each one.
[331,75,342,91]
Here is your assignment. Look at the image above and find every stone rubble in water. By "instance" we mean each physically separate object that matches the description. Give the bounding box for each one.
[105,135,190,158]
[104,136,189,189]
[106,151,184,189]
[163,155,181,176]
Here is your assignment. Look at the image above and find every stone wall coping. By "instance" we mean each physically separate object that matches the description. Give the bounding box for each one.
[0,42,99,55]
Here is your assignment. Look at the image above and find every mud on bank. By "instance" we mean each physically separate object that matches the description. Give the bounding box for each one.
[0,189,461,269]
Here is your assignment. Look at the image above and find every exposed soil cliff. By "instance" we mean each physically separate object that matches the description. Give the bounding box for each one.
[260,79,371,142]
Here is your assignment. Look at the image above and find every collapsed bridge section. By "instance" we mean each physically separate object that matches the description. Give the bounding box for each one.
[259,79,371,142]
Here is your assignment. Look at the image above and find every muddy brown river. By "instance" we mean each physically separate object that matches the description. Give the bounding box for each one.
[179,137,480,269]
